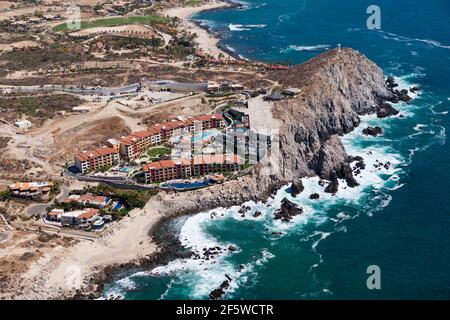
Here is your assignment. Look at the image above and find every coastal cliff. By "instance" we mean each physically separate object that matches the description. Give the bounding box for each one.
[151,48,397,217]
[270,48,393,179]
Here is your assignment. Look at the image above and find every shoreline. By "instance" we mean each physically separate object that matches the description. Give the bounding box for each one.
[161,0,240,59]
[3,9,414,299]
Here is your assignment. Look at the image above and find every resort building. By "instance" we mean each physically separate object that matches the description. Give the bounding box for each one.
[106,138,121,151]
[9,181,52,198]
[118,114,225,160]
[207,81,244,93]
[119,128,162,160]
[142,154,241,183]
[74,147,120,173]
[14,119,32,129]
[46,209,64,222]
[62,194,111,208]
[60,208,99,226]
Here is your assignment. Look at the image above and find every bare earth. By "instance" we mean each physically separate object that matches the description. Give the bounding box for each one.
[0,0,245,300]
[12,200,162,299]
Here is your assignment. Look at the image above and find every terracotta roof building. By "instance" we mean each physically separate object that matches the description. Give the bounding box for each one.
[74,147,120,173]
[142,154,241,183]
[119,114,225,160]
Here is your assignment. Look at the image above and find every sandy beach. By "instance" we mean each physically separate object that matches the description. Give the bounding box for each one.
[13,199,163,299]
[162,1,234,59]
[2,1,239,300]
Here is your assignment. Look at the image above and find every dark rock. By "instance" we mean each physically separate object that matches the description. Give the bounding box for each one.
[362,126,383,136]
[253,211,262,218]
[220,280,230,289]
[309,193,320,200]
[386,76,398,89]
[396,89,412,102]
[228,245,237,252]
[274,198,303,222]
[337,164,359,188]
[347,155,364,163]
[325,177,339,194]
[410,86,420,93]
[290,180,304,197]
[354,160,365,170]
[377,103,399,118]
[209,288,225,300]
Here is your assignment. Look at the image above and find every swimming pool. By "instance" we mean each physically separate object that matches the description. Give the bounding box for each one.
[161,179,216,191]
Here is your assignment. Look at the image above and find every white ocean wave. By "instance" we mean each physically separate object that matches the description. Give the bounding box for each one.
[228,23,266,31]
[109,73,430,299]
[377,30,450,50]
[281,44,330,53]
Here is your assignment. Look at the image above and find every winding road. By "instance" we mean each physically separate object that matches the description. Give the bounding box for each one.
[26,185,69,217]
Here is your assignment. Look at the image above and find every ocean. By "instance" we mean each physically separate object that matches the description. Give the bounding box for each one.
[104,0,450,299]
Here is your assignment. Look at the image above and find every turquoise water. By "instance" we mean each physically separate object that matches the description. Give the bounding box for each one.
[104,0,450,299]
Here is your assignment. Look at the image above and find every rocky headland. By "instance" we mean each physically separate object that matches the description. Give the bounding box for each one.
[13,48,414,300]
[151,48,408,218]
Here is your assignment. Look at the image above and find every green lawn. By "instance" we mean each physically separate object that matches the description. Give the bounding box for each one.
[147,147,171,160]
[52,15,171,32]
[184,0,202,6]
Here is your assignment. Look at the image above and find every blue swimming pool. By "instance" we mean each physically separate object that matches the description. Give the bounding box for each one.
[113,202,124,210]
[161,179,216,191]
[193,130,217,142]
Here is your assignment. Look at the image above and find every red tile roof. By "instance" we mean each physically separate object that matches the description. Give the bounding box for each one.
[75,147,118,161]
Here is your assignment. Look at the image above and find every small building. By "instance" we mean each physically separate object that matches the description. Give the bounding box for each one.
[78,194,111,208]
[226,109,250,128]
[72,106,91,113]
[14,119,32,129]
[9,181,52,198]
[61,208,99,226]
[62,194,81,204]
[265,91,284,101]
[46,209,64,222]
[282,87,301,97]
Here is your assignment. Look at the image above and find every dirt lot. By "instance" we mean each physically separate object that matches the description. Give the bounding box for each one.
[0,94,83,126]
[0,136,11,149]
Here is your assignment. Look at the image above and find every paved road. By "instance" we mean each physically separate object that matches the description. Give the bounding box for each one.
[26,185,69,217]
[0,232,10,242]
[1,83,141,96]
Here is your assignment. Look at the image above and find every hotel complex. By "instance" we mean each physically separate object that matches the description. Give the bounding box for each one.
[142,154,241,183]
[118,114,225,160]
[73,113,237,182]
[74,147,120,173]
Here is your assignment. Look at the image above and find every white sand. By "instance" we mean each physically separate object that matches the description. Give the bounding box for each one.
[16,199,163,299]
[162,1,234,59]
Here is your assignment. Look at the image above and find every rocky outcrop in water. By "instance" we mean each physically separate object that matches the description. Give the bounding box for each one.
[290,180,304,197]
[377,102,399,118]
[309,193,320,200]
[274,198,303,222]
[363,126,383,136]
[151,48,403,218]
